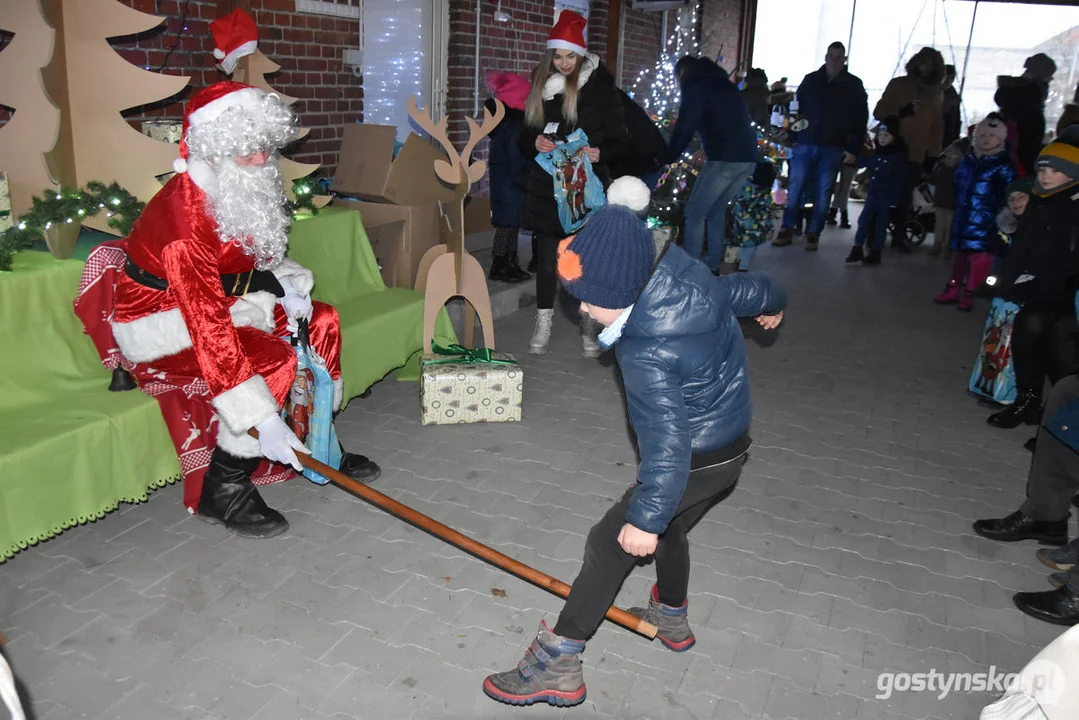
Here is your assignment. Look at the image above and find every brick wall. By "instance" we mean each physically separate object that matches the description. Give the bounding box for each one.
[2,0,751,178]
[0,0,363,176]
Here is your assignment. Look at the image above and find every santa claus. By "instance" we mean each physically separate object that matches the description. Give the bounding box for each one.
[110,81,379,538]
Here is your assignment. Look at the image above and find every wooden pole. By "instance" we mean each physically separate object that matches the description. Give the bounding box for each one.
[254,434,658,639]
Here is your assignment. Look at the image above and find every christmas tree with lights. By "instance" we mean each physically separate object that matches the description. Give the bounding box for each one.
[628,4,701,233]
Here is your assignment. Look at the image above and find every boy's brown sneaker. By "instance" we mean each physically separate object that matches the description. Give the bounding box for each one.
[628,584,696,652]
[483,621,587,707]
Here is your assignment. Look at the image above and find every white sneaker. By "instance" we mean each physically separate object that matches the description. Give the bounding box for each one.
[581,316,601,359]
[529,309,554,355]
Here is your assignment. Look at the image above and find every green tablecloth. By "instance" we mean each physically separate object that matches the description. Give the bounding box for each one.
[0,252,181,561]
[0,209,453,561]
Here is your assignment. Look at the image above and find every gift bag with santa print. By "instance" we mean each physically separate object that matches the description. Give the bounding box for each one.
[285,318,341,485]
[536,128,606,234]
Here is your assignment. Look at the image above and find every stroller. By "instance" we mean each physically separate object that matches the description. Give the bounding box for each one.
[888,181,935,246]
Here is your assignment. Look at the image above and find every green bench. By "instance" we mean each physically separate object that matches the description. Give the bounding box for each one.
[0,207,453,561]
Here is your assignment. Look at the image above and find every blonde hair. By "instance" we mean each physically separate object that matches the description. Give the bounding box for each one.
[526,50,584,129]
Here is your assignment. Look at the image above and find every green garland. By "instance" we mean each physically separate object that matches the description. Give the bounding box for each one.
[287,177,320,217]
[0,181,143,271]
[1,176,321,271]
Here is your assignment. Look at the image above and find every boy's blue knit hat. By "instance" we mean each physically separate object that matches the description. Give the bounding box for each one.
[557,177,655,310]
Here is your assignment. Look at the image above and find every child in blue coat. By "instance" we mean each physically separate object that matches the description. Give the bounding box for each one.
[934,113,1016,311]
[845,116,907,266]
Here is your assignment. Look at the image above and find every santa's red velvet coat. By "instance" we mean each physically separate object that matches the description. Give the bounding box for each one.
[111,160,334,458]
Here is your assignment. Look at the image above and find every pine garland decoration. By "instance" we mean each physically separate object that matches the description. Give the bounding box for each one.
[0,181,143,271]
[286,177,319,218]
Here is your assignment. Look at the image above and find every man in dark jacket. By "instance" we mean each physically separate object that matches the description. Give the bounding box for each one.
[997,53,1057,176]
[483,177,787,707]
[774,41,868,250]
[668,56,758,272]
[941,64,962,146]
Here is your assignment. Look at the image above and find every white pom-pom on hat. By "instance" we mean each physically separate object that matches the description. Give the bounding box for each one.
[607,176,651,213]
[173,158,188,173]
[213,48,226,60]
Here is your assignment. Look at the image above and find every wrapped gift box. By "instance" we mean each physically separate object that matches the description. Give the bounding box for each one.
[141,120,183,144]
[420,349,523,425]
[0,171,11,232]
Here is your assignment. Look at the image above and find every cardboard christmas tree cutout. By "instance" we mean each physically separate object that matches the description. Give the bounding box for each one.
[213,8,328,210]
[0,0,62,218]
[39,0,189,254]
[407,96,503,350]
[233,51,330,210]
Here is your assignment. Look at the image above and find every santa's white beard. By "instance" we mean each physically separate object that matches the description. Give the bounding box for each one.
[202,156,290,269]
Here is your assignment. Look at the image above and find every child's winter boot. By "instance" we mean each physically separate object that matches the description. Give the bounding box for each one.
[958,288,974,312]
[840,210,851,229]
[483,621,587,707]
[627,584,696,652]
[934,281,961,304]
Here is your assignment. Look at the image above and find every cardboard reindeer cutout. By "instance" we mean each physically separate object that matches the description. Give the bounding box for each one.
[406,96,504,351]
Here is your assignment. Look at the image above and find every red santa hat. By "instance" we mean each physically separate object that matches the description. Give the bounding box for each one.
[210,9,259,76]
[548,10,587,57]
[173,81,269,174]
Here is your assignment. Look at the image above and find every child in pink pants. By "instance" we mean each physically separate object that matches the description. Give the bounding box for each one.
[934,114,1017,311]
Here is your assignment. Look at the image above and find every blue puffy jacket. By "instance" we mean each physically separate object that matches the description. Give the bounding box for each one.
[950,150,1017,252]
[614,245,788,534]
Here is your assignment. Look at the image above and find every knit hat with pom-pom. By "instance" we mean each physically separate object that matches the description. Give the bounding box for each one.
[556,176,656,310]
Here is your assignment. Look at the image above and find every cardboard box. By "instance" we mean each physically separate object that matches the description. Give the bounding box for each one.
[419,351,523,425]
[332,124,460,288]
[141,120,182,144]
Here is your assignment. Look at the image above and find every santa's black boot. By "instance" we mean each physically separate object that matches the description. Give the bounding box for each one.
[197,447,289,539]
[339,450,381,483]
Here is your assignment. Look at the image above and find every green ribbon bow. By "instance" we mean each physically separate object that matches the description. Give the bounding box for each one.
[425,342,516,366]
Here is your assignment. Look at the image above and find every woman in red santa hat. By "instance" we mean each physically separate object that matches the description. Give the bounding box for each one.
[111,81,379,539]
[519,10,627,358]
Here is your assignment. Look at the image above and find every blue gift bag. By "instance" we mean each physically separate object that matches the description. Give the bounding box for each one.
[968,298,1020,405]
[284,319,341,485]
[536,128,606,234]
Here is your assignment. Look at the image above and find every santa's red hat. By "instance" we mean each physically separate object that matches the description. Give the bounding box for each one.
[174,81,268,174]
[548,10,587,56]
[210,9,259,75]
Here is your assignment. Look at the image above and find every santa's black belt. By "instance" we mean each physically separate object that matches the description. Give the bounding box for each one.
[124,257,285,298]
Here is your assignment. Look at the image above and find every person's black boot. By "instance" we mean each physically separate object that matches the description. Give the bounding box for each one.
[505,251,531,282]
[987,388,1042,429]
[972,510,1068,545]
[862,249,882,266]
[826,208,838,226]
[197,448,289,539]
[1014,586,1079,626]
[340,452,381,483]
[839,210,851,229]
[845,246,864,263]
[489,256,525,284]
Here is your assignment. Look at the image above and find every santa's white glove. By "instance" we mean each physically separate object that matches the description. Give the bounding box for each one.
[278,277,313,335]
[254,414,310,472]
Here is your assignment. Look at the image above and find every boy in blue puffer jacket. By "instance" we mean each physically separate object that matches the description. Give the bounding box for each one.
[845,115,907,266]
[483,177,787,708]
[934,113,1017,311]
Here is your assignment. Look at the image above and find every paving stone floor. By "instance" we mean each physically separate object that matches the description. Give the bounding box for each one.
[1,224,1071,719]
